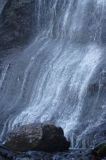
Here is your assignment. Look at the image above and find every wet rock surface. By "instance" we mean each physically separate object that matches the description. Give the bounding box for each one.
[4,123,70,153]
[0,0,36,50]
[0,143,15,160]
[0,148,105,160]
[92,143,106,159]
[0,142,106,160]
[88,69,106,95]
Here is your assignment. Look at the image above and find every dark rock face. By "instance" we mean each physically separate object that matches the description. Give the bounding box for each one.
[0,156,7,160]
[0,144,15,160]
[92,143,106,159]
[4,123,70,153]
[0,0,36,50]
[88,70,106,95]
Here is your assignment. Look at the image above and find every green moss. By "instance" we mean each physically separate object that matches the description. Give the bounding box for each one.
[94,143,106,158]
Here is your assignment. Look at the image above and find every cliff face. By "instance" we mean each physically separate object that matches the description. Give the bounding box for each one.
[0,0,7,14]
[0,0,36,50]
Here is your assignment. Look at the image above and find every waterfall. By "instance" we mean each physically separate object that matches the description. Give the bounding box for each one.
[0,0,106,147]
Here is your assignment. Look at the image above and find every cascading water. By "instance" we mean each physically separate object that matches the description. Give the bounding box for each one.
[0,0,106,148]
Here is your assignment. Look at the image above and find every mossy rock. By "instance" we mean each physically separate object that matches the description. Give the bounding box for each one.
[93,143,106,158]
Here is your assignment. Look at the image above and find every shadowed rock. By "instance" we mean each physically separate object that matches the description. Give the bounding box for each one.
[0,0,36,50]
[0,143,15,160]
[4,123,70,153]
[92,143,106,159]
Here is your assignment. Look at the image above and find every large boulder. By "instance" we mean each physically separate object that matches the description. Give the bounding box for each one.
[0,0,36,50]
[4,123,70,153]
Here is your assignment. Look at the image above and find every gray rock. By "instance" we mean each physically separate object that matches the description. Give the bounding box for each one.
[0,0,36,50]
[4,123,70,153]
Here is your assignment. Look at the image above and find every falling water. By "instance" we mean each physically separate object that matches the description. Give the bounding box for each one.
[0,0,106,148]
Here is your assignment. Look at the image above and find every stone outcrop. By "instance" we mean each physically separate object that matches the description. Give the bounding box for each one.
[92,143,106,159]
[0,0,36,50]
[4,123,70,153]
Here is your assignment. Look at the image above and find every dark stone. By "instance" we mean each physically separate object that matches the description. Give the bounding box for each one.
[88,70,106,95]
[88,83,99,95]
[92,143,106,159]
[4,123,70,153]
[0,143,15,160]
[0,0,36,50]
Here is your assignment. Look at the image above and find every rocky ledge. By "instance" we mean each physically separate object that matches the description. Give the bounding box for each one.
[4,123,70,153]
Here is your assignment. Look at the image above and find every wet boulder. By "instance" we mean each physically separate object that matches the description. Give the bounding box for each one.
[92,143,106,159]
[4,123,70,153]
